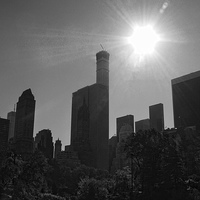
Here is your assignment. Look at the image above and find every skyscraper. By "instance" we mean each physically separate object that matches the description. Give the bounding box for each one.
[35,129,54,160]
[135,119,150,132]
[7,111,16,141]
[116,115,134,141]
[57,145,80,167]
[55,138,62,159]
[111,124,133,172]
[172,70,200,130]
[0,118,9,163]
[149,103,164,132]
[108,135,117,172]
[14,89,36,159]
[70,51,109,170]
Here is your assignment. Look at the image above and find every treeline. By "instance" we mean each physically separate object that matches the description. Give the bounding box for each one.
[1,128,200,200]
[125,128,200,200]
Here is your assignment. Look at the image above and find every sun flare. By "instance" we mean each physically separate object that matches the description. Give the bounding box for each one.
[127,25,160,55]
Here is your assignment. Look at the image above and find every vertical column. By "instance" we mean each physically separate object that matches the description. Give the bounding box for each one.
[96,51,110,87]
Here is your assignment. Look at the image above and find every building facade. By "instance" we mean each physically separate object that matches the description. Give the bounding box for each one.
[14,89,36,159]
[108,135,117,172]
[0,118,9,163]
[111,124,132,173]
[116,115,134,142]
[172,70,200,130]
[57,145,80,167]
[70,51,109,170]
[149,103,164,132]
[35,129,54,159]
[7,111,16,141]
[135,119,150,132]
[55,138,62,159]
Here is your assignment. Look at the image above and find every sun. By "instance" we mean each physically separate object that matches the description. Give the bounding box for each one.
[127,25,160,55]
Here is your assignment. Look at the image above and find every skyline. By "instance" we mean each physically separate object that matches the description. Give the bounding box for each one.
[1,0,200,147]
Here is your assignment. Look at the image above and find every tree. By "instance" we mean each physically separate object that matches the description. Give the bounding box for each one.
[12,150,50,199]
[125,129,191,200]
[40,193,66,200]
[77,177,108,200]
[112,167,131,200]
[0,151,23,199]
[125,130,164,196]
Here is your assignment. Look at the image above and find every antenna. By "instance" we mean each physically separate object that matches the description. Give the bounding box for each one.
[100,44,104,50]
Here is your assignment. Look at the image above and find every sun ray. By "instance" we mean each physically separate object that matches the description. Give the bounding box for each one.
[13,0,186,75]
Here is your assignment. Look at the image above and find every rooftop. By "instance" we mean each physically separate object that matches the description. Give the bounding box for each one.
[172,70,200,85]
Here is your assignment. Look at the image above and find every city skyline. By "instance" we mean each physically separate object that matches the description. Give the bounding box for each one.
[1,0,200,147]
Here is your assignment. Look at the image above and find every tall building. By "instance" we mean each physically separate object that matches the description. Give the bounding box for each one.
[14,89,36,159]
[0,118,9,163]
[135,119,150,132]
[111,124,133,173]
[57,145,80,167]
[149,103,164,132]
[55,138,62,159]
[172,70,200,130]
[35,129,54,159]
[7,111,16,141]
[108,135,117,172]
[70,51,109,170]
[116,115,134,142]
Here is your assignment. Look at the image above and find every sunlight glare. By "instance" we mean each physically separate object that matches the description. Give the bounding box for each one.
[127,25,160,55]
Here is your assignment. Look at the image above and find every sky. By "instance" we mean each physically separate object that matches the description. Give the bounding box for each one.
[1,0,200,149]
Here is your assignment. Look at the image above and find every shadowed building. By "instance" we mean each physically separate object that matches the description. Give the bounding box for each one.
[149,103,164,132]
[116,115,134,142]
[71,51,109,170]
[110,115,134,172]
[108,135,117,172]
[35,129,54,160]
[0,118,9,163]
[57,145,80,167]
[172,70,200,130]
[7,111,16,141]
[55,138,62,159]
[56,150,80,167]
[135,119,150,132]
[111,124,132,173]
[14,89,36,159]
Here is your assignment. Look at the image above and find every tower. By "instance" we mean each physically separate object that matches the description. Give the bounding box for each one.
[96,51,109,87]
[7,111,16,141]
[14,89,36,159]
[116,115,134,142]
[135,119,150,132]
[0,118,9,163]
[55,138,62,159]
[149,103,164,132]
[70,50,109,170]
[35,129,54,159]
[172,70,200,129]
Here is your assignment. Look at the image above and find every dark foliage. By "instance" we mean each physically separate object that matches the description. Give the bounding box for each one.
[1,129,200,200]
[125,129,200,200]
